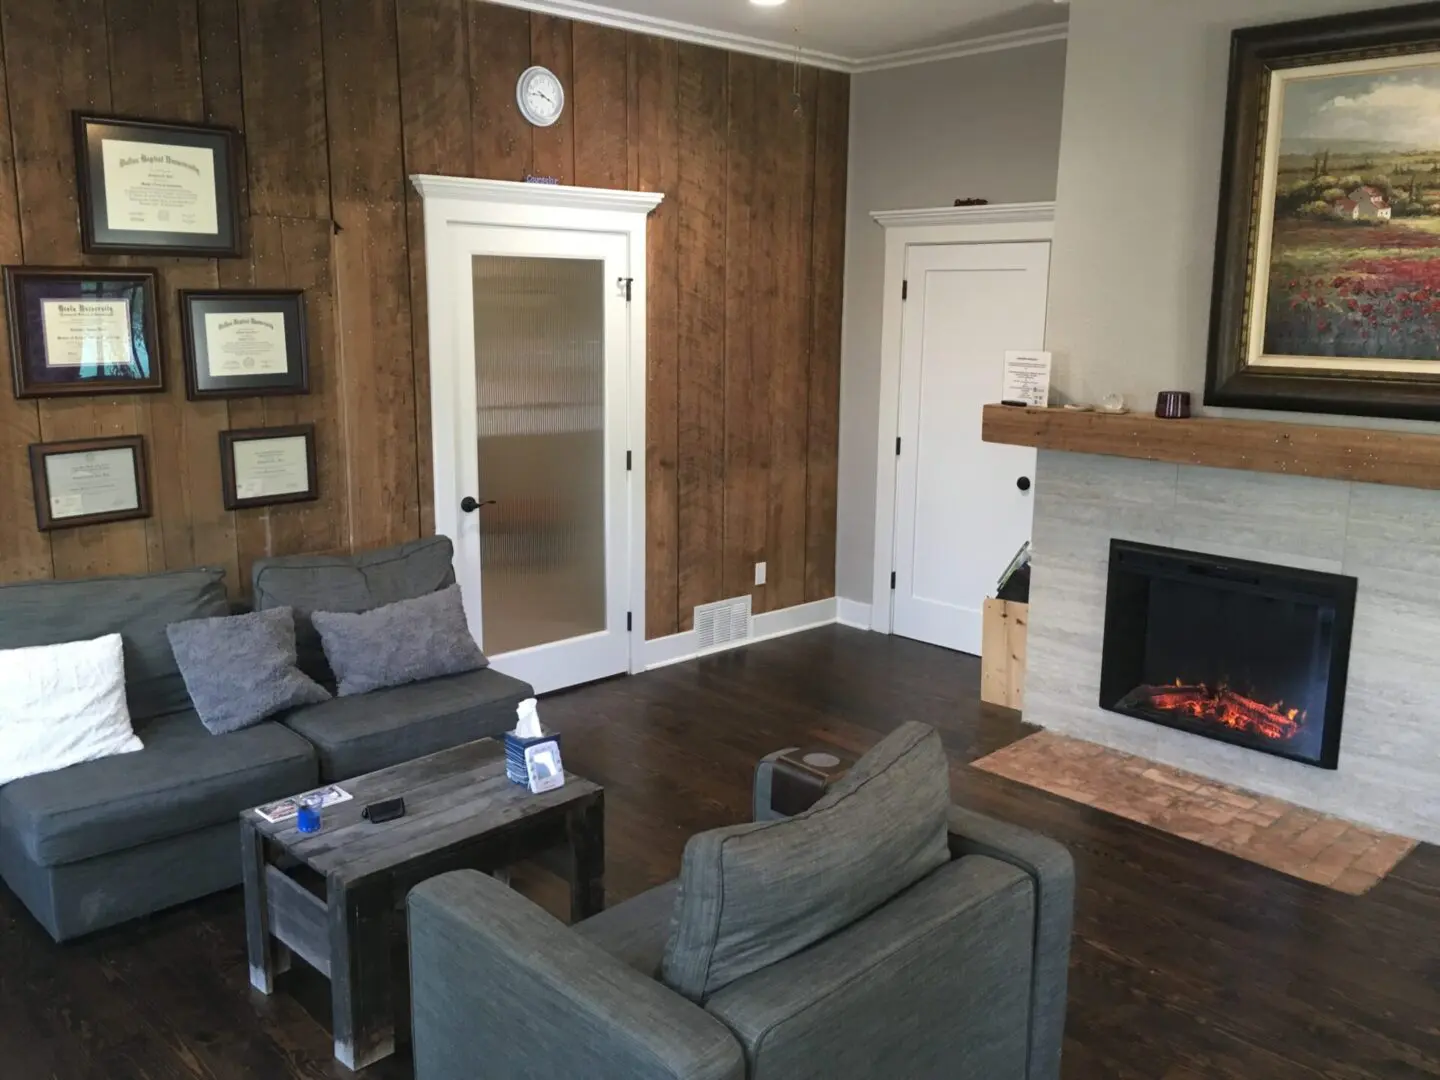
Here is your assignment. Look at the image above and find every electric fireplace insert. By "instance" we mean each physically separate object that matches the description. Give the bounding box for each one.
[1099,540,1357,770]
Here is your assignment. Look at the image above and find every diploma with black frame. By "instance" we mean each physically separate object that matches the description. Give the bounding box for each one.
[220,425,318,510]
[181,290,309,400]
[28,436,150,531]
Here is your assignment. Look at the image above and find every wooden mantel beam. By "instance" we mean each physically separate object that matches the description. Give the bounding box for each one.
[982,404,1440,492]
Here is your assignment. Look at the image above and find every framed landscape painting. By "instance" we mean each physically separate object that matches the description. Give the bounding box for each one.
[1208,2,1440,419]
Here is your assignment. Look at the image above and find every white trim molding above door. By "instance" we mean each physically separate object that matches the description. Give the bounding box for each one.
[868,201,1055,636]
[411,176,664,691]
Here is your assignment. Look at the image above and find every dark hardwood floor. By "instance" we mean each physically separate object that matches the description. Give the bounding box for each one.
[3,626,1438,1079]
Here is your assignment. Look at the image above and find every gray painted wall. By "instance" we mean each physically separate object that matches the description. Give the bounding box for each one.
[837,41,1068,606]
[1031,0,1440,840]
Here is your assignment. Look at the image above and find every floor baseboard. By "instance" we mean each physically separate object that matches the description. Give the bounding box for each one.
[642,598,839,670]
[836,598,873,630]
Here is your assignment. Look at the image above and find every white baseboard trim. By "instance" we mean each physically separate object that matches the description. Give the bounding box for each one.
[836,598,874,630]
[643,597,838,670]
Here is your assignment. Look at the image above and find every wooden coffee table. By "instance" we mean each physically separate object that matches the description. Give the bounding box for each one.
[239,739,604,1070]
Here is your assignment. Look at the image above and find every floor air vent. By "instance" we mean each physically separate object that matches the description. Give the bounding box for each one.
[694,596,753,653]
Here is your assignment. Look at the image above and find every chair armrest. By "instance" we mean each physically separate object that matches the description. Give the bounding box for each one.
[408,871,745,1080]
[947,806,1074,1080]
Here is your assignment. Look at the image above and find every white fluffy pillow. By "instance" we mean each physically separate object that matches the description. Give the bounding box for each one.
[0,633,144,786]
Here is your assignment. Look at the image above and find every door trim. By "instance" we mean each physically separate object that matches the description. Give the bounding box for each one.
[411,176,664,677]
[868,202,1055,635]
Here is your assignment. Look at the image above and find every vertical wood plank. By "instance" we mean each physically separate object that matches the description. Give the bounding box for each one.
[238,0,329,220]
[0,4,49,581]
[3,0,152,580]
[396,0,473,539]
[468,2,531,180]
[722,53,769,607]
[323,0,419,551]
[805,70,848,603]
[529,15,575,184]
[632,35,679,639]
[572,22,627,190]
[674,44,727,629]
[763,63,817,613]
[110,0,239,588]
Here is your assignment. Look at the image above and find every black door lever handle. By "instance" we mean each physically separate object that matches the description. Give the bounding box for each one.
[460,497,496,514]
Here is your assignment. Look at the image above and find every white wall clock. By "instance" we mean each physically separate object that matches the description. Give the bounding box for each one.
[517,66,565,128]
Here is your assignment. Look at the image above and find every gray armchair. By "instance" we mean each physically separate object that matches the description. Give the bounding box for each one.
[407,733,1074,1080]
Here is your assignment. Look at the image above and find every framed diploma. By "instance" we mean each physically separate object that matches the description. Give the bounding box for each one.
[219,425,318,510]
[29,436,150,531]
[74,113,241,257]
[181,290,309,399]
[5,267,163,398]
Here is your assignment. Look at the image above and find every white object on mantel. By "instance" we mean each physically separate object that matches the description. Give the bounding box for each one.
[1003,351,1052,407]
[0,633,143,786]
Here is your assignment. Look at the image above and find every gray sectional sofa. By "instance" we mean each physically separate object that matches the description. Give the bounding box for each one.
[0,537,532,942]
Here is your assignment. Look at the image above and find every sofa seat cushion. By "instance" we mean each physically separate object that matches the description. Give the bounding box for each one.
[574,880,679,980]
[0,712,316,868]
[281,667,533,782]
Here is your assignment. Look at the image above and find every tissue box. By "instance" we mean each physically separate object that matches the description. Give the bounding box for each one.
[504,729,562,786]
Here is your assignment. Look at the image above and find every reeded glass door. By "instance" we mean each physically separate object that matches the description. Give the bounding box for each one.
[453,226,632,693]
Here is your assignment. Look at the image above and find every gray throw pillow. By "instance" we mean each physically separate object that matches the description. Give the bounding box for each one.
[310,585,487,697]
[166,607,331,735]
[661,721,952,1002]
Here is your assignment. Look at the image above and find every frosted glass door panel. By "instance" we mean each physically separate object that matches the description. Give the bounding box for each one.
[473,255,606,656]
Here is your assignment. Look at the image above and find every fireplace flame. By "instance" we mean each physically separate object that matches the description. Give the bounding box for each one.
[1140,682,1305,742]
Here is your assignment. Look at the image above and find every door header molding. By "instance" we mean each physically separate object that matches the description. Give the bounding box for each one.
[411,175,665,217]
[871,201,1056,231]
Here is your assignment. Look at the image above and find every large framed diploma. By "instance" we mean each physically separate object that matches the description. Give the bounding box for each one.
[28,436,151,531]
[5,267,163,398]
[219,425,319,510]
[181,290,309,400]
[74,113,241,257]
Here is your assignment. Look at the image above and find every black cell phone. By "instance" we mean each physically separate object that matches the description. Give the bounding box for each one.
[362,797,406,824]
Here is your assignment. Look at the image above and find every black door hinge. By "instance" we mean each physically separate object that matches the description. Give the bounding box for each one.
[622,277,634,302]
[890,571,897,590]
[895,437,902,456]
[627,612,633,632]
[626,450,632,471]
[902,280,909,301]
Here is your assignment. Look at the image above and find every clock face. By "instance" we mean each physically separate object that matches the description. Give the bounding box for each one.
[517,66,565,128]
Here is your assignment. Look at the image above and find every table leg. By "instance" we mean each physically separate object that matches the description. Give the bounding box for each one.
[240,820,290,993]
[567,791,605,922]
[329,879,396,1071]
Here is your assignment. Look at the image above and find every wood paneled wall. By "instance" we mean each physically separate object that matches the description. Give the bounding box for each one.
[0,0,848,641]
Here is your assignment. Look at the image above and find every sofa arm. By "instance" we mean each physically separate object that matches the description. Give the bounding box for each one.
[751,748,799,821]
[947,806,1074,1080]
[408,871,745,1080]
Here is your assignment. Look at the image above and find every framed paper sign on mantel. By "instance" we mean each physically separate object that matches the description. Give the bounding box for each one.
[74,113,241,257]
[1208,2,1440,420]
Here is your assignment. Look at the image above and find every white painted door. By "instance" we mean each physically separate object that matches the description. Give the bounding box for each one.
[452,226,633,693]
[892,241,1049,655]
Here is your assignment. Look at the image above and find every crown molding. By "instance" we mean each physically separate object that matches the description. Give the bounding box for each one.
[871,201,1056,229]
[850,24,1069,74]
[411,175,665,214]
[481,0,1067,74]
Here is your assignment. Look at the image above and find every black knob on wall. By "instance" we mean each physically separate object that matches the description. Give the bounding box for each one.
[1017,477,1032,493]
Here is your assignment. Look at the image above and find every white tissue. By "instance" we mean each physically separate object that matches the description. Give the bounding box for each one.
[515,697,544,739]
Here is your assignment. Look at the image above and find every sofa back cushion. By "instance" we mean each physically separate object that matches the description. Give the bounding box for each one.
[661,721,952,1003]
[251,537,457,684]
[0,568,229,721]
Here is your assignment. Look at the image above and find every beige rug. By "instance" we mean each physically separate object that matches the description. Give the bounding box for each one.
[972,731,1416,895]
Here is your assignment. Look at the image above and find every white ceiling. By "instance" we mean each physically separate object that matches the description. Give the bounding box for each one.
[491,0,1070,71]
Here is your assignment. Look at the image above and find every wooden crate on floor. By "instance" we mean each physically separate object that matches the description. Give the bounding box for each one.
[981,599,1028,710]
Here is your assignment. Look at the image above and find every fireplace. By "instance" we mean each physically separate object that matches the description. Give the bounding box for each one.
[1099,541,1357,770]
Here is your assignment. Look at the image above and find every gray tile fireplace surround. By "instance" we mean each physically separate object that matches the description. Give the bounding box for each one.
[1026,450,1440,844]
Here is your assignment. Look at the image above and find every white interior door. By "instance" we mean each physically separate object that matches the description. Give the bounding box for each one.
[452,225,632,693]
[891,241,1049,655]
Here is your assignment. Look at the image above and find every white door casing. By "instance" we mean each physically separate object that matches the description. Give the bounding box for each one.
[891,241,1049,654]
[411,177,663,693]
[869,202,1055,638]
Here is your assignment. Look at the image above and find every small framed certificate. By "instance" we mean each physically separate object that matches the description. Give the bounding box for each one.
[181,290,309,399]
[74,113,241,257]
[4,267,163,398]
[29,436,150,531]
[219,425,318,510]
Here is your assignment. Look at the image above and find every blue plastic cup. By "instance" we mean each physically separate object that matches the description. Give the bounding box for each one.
[296,793,324,834]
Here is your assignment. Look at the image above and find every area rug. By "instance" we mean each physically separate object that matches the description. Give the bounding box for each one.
[971,731,1416,895]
